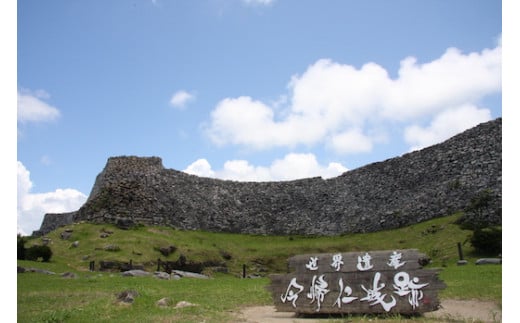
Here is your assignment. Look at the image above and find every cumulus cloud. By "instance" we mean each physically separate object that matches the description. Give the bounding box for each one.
[206,42,501,154]
[17,89,60,123]
[208,96,328,149]
[183,158,215,178]
[404,105,492,152]
[170,90,195,109]
[17,161,87,235]
[329,128,374,154]
[183,153,348,181]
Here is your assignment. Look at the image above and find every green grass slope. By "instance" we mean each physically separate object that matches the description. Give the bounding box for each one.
[18,213,502,322]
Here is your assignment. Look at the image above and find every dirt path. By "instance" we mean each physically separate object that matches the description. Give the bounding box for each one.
[235,299,501,322]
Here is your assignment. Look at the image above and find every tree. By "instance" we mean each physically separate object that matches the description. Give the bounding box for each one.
[457,189,502,255]
[17,234,26,260]
[25,245,53,262]
[470,226,502,255]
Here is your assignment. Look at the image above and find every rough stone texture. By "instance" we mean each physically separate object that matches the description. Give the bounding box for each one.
[116,290,139,304]
[154,271,171,280]
[121,269,150,277]
[35,118,502,236]
[33,212,75,237]
[156,297,172,307]
[475,258,502,265]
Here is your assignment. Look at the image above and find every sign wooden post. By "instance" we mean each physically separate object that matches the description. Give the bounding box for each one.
[268,249,445,315]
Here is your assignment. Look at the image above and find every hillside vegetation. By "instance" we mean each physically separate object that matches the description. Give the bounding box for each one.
[18,213,501,322]
[25,213,481,274]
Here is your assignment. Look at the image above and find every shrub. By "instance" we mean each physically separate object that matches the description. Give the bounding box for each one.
[470,226,502,255]
[25,245,53,262]
[457,189,499,230]
[17,234,26,260]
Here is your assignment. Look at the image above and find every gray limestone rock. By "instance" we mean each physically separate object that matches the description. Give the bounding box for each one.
[35,118,502,237]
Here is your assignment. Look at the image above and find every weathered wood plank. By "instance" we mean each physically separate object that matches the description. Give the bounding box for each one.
[269,249,445,315]
[288,249,428,274]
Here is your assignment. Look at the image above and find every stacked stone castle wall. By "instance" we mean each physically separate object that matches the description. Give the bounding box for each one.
[34,118,502,236]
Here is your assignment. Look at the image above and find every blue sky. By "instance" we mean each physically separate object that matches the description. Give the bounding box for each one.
[15,0,503,235]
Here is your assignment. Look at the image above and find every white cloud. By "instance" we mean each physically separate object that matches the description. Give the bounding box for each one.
[219,160,272,181]
[170,90,195,109]
[17,161,87,235]
[269,153,347,180]
[183,153,348,181]
[206,41,501,154]
[330,128,374,154]
[384,47,501,120]
[17,90,60,123]
[208,96,327,149]
[404,105,492,152]
[183,158,215,178]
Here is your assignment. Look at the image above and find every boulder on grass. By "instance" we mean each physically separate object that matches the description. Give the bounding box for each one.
[121,269,150,277]
[475,258,502,265]
[116,290,139,304]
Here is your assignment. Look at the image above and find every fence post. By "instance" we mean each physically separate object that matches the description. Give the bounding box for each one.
[457,242,468,265]
[157,258,161,271]
[242,264,246,278]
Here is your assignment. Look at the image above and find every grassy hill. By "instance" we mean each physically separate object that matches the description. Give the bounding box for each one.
[23,213,484,274]
[18,213,502,322]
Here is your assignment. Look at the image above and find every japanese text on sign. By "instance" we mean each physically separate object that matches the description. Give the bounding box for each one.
[270,249,445,315]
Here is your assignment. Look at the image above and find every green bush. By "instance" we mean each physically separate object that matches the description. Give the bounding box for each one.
[17,234,26,260]
[457,189,500,230]
[470,226,501,255]
[25,245,53,262]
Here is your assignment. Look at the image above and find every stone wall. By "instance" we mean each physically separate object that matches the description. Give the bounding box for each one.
[32,212,75,237]
[35,118,502,236]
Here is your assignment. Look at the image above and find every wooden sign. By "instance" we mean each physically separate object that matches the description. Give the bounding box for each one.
[268,249,445,315]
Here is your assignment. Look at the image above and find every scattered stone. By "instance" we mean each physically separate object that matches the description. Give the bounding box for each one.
[121,269,150,277]
[171,270,209,279]
[247,274,263,279]
[100,233,110,238]
[457,260,468,266]
[154,271,171,280]
[100,228,114,234]
[156,297,172,307]
[41,237,51,245]
[475,258,502,265]
[60,231,72,240]
[71,240,80,248]
[175,301,196,309]
[116,290,139,304]
[159,245,177,257]
[61,272,78,279]
[172,274,182,280]
[24,267,56,275]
